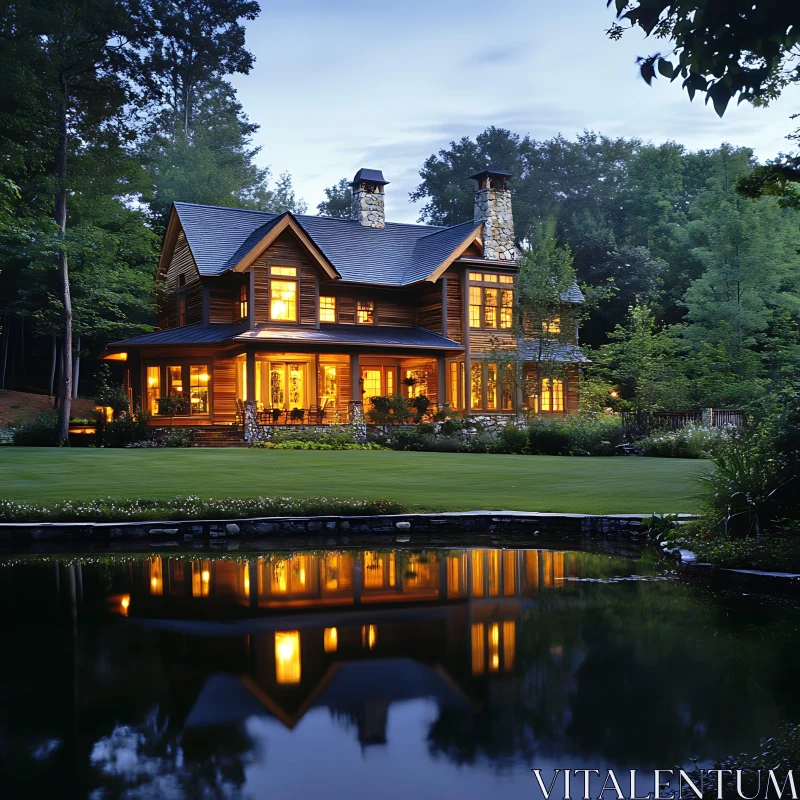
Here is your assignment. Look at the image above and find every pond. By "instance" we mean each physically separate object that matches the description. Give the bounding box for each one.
[1,544,798,798]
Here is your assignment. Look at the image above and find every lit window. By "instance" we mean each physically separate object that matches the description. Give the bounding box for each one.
[469,272,482,281]
[543,317,561,334]
[190,365,209,414]
[146,366,160,416]
[483,273,498,283]
[356,300,374,324]
[484,288,498,328]
[178,297,186,327]
[541,378,564,412]
[487,363,498,410]
[471,361,482,409]
[320,296,336,322]
[275,630,301,684]
[500,290,513,329]
[271,266,297,277]
[270,280,297,321]
[501,364,514,411]
[321,365,337,406]
[239,285,248,319]
[499,275,514,284]
[469,286,482,328]
[449,362,460,410]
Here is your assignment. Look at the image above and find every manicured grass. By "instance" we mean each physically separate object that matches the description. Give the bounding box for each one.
[0,448,708,514]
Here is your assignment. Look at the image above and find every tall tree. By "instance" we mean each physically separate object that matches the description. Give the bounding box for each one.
[5,0,149,443]
[317,178,352,217]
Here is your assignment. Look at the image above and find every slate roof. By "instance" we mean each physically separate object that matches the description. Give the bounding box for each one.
[560,281,585,303]
[172,202,482,286]
[109,322,249,347]
[109,322,463,351]
[236,324,463,351]
[516,339,590,363]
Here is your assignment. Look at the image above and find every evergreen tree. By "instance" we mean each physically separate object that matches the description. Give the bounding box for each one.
[317,178,352,218]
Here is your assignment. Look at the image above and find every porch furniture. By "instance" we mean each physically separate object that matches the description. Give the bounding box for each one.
[290,408,306,424]
[256,409,271,424]
[309,399,330,424]
[235,399,245,426]
[270,408,283,425]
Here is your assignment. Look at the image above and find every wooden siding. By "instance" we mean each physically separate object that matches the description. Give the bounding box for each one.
[336,295,356,325]
[212,356,238,424]
[467,330,516,355]
[208,277,246,324]
[158,229,201,329]
[445,269,463,344]
[250,229,319,326]
[416,283,443,334]
[377,296,414,327]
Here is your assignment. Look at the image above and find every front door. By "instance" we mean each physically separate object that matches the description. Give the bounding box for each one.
[269,362,306,410]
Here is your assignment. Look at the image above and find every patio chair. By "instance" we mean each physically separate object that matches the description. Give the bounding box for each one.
[310,399,329,425]
[270,408,283,425]
[235,398,245,426]
[290,408,305,424]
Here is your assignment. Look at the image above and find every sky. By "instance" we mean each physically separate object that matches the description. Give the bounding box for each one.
[230,0,799,223]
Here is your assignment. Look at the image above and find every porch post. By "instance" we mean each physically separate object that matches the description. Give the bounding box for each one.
[349,353,360,402]
[436,356,446,410]
[246,349,256,403]
[462,269,471,417]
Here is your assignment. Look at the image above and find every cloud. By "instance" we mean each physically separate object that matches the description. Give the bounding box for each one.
[465,42,528,67]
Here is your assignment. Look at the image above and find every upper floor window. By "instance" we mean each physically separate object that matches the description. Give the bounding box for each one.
[469,284,513,329]
[178,273,186,287]
[178,297,186,327]
[320,296,337,323]
[270,265,298,322]
[543,317,561,334]
[356,300,374,325]
[239,285,248,319]
[469,271,513,284]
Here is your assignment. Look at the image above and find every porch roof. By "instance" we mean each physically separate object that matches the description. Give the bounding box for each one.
[235,324,464,351]
[108,322,249,347]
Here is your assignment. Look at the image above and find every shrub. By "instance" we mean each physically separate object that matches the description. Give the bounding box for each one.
[366,395,411,425]
[102,408,151,448]
[271,428,357,447]
[636,423,723,459]
[0,495,408,523]
[528,418,571,455]
[13,412,59,446]
[495,424,529,454]
[409,395,431,423]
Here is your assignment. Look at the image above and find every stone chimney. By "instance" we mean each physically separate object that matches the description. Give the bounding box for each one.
[471,168,517,260]
[350,168,388,229]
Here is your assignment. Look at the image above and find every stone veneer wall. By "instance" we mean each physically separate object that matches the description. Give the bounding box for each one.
[474,188,517,260]
[351,185,385,229]
[243,400,367,443]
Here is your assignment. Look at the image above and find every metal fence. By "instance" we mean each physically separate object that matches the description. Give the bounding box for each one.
[620,408,745,440]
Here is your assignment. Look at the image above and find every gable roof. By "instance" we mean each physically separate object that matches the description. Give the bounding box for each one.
[171,202,503,287]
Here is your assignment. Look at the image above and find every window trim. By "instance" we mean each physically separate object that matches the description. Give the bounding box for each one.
[356,299,376,326]
[267,263,300,324]
[539,377,565,413]
[468,273,514,330]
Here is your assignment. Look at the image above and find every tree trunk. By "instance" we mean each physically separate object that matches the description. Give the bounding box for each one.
[72,335,80,399]
[1,311,8,389]
[49,335,57,397]
[55,78,72,444]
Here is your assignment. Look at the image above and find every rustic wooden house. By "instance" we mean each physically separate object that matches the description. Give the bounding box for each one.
[102,168,585,433]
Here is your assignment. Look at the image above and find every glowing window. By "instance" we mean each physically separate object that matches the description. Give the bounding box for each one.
[449,362,459,410]
[319,296,336,322]
[471,361,482,409]
[499,275,514,284]
[501,364,514,411]
[468,272,482,281]
[239,285,248,319]
[356,300,374,324]
[544,317,561,334]
[484,289,498,329]
[483,273,498,283]
[275,631,301,684]
[500,289,513,329]
[469,286,482,328]
[146,366,160,416]
[487,363,498,411]
[190,365,209,414]
[271,266,297,277]
[270,280,297,321]
[541,378,564,412]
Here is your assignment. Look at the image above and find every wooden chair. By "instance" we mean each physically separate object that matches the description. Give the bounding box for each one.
[290,408,305,424]
[270,408,283,425]
[310,399,329,425]
[235,398,245,427]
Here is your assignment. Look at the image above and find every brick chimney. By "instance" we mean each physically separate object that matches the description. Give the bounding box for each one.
[471,168,517,260]
[350,168,388,229]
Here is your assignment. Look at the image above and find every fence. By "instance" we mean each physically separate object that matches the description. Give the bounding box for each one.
[621,408,745,440]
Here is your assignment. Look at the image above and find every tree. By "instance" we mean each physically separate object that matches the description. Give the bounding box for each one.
[5,0,150,443]
[606,1,800,202]
[317,178,352,217]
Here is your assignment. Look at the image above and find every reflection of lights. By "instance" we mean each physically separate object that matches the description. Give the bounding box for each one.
[361,624,377,650]
[489,622,500,673]
[492,654,500,670]
[121,595,130,610]
[299,567,306,585]
[151,577,158,588]
[244,569,250,595]
[202,570,210,583]
[275,631,301,684]
[324,627,338,653]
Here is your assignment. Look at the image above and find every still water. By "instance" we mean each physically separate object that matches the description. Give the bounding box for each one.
[1,545,799,799]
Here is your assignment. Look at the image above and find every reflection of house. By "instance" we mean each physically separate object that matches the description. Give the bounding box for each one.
[121,549,574,744]
[101,169,585,428]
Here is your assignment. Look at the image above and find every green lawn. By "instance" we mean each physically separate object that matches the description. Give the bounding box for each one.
[0,448,708,514]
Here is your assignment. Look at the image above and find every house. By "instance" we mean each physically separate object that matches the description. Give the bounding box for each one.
[102,168,585,429]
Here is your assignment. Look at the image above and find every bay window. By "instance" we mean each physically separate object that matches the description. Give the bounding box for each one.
[468,272,513,329]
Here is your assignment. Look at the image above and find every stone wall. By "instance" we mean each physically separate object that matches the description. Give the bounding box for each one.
[243,399,367,443]
[351,185,385,229]
[474,188,517,261]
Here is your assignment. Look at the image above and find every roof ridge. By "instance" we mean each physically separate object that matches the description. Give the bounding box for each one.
[416,218,476,241]
[174,201,280,217]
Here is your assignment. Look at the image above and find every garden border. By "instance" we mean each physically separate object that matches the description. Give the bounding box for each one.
[0,510,696,545]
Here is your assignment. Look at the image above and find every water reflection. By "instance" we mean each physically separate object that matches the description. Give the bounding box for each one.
[2,546,799,799]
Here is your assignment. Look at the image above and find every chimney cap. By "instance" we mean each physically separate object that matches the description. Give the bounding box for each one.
[352,168,389,187]
[470,167,513,182]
